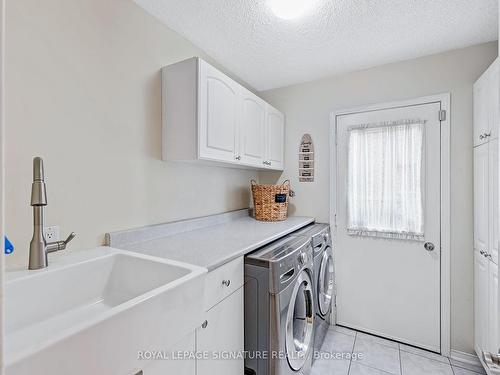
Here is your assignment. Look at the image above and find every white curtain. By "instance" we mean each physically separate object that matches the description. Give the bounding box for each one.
[347,120,425,240]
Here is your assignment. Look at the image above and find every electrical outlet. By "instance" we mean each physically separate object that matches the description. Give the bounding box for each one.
[44,225,60,242]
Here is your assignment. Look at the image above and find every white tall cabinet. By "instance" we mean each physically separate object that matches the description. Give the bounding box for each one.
[473,58,500,364]
[162,57,285,170]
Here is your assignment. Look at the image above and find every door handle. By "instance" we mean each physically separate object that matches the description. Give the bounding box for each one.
[424,242,435,252]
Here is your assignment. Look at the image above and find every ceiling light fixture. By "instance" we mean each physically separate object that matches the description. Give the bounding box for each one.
[267,0,317,20]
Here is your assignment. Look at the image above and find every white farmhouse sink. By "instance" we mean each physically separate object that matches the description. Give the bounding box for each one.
[5,247,206,375]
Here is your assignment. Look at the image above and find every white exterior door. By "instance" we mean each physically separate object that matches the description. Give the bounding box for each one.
[240,90,266,166]
[475,144,490,254]
[266,106,285,170]
[198,60,239,162]
[335,102,442,352]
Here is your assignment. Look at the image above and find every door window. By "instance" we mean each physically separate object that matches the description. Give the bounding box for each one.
[347,120,425,240]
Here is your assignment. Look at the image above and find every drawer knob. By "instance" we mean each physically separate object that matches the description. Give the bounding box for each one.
[202,320,208,329]
[222,279,231,287]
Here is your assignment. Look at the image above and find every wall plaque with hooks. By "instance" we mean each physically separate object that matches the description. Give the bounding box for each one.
[299,134,314,182]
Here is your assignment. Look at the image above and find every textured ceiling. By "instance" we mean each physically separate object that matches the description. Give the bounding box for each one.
[135,0,498,91]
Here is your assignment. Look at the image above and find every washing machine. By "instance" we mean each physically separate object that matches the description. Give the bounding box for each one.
[292,223,335,358]
[244,235,315,375]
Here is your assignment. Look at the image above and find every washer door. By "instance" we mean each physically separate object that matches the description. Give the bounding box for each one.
[318,248,335,316]
[285,269,314,371]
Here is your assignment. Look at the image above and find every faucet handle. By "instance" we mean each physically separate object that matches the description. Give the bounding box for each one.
[46,232,76,253]
[64,232,76,245]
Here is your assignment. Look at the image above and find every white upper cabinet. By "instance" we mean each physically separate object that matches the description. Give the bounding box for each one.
[474,59,499,146]
[162,57,285,171]
[265,106,285,170]
[489,61,499,141]
[474,74,489,146]
[199,61,240,163]
[474,143,489,253]
[240,88,266,166]
[490,138,499,264]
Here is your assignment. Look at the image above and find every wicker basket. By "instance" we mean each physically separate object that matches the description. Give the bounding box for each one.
[251,180,291,221]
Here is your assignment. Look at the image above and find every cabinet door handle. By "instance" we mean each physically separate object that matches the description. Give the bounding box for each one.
[202,320,208,329]
[235,156,241,160]
[222,279,231,287]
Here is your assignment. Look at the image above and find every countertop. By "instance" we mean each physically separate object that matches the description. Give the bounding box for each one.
[116,214,315,271]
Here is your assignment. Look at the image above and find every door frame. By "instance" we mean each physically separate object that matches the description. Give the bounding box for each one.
[329,93,451,356]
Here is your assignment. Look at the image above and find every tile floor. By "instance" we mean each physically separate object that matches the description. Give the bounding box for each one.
[312,326,487,375]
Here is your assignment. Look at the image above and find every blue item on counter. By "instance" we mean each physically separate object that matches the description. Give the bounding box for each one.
[5,236,14,254]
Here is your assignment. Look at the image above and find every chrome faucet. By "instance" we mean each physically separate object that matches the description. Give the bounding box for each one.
[29,157,76,270]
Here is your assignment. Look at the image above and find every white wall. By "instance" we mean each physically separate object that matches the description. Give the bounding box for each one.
[259,42,498,354]
[5,0,257,269]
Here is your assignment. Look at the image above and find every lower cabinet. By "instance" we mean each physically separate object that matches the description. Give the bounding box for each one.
[474,249,489,355]
[488,262,498,353]
[196,257,244,375]
[196,287,244,375]
[474,249,499,357]
[141,333,196,375]
[139,257,245,375]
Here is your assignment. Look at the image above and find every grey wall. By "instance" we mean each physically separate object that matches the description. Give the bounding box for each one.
[259,42,498,354]
[5,0,257,269]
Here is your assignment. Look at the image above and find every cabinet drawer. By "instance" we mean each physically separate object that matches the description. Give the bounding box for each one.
[204,257,243,310]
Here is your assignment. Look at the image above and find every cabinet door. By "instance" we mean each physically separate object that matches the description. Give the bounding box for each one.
[475,250,489,355]
[196,288,244,375]
[265,106,285,170]
[474,75,489,146]
[142,333,196,375]
[488,260,499,354]
[490,139,499,264]
[198,60,239,162]
[475,144,490,253]
[240,90,266,166]
[489,60,499,140]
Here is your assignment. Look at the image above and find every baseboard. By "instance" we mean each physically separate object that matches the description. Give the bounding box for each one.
[450,349,482,366]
